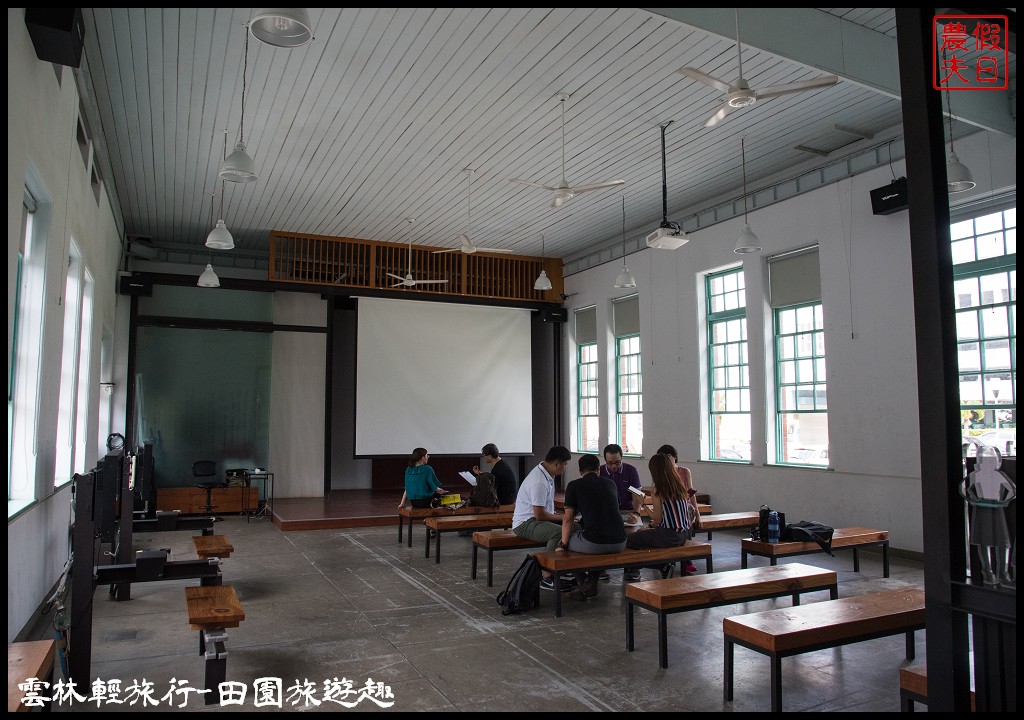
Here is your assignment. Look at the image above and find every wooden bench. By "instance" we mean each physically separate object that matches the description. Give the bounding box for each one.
[741,527,891,577]
[185,585,245,705]
[626,563,838,669]
[192,534,234,560]
[397,504,514,547]
[724,588,925,712]
[471,530,546,586]
[424,513,514,562]
[8,640,56,712]
[534,542,714,617]
[697,511,760,540]
[899,658,976,712]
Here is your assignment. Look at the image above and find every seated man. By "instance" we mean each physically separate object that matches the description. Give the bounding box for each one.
[558,453,628,601]
[600,443,644,581]
[512,445,573,591]
[472,443,518,505]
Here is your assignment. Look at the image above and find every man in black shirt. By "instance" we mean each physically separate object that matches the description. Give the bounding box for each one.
[557,454,627,600]
[472,443,518,505]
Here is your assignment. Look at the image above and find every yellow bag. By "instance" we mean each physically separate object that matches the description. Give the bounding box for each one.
[439,493,462,506]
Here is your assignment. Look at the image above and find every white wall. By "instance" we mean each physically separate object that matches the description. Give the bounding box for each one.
[562,131,1016,554]
[8,12,123,640]
[270,293,327,498]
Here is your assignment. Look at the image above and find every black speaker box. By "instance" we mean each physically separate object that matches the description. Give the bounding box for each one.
[870,177,908,216]
[541,307,568,323]
[25,8,85,69]
[118,275,153,297]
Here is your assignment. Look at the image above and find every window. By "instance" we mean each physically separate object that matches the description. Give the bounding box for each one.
[953,206,1016,454]
[55,247,93,486]
[775,303,829,465]
[613,296,642,454]
[705,267,750,461]
[575,307,599,452]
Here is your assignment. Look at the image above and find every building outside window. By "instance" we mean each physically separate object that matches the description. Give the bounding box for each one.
[705,266,750,461]
[613,296,642,454]
[575,307,599,453]
[952,205,1016,456]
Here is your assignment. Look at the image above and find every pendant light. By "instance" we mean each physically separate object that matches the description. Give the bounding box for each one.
[534,234,553,291]
[614,196,637,289]
[945,89,976,193]
[250,9,313,48]
[197,193,221,287]
[220,25,258,183]
[733,137,762,254]
[206,130,235,249]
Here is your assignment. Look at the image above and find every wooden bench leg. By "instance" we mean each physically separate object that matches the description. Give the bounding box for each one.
[658,611,669,669]
[830,584,838,600]
[397,514,403,544]
[900,689,915,712]
[793,592,801,606]
[425,524,431,558]
[408,517,415,548]
[706,555,713,574]
[741,550,748,569]
[487,549,495,587]
[770,557,778,566]
[435,530,442,563]
[905,630,915,661]
[724,638,734,701]
[554,573,563,618]
[770,653,783,712]
[626,601,635,652]
[471,544,478,580]
[853,547,860,573]
[883,542,890,578]
[202,629,228,706]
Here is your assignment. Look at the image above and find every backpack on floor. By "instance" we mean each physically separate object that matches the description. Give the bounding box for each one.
[496,554,542,615]
[470,472,501,509]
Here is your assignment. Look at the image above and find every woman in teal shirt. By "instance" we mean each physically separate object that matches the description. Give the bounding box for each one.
[398,447,446,509]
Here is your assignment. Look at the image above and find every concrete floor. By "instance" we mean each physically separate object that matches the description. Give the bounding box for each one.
[53,517,924,712]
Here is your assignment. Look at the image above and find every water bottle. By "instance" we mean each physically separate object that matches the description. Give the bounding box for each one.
[768,511,780,543]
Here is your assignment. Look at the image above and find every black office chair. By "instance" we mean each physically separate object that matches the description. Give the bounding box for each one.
[193,460,226,518]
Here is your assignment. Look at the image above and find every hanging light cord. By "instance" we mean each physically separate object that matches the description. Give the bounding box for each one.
[741,137,749,222]
[220,130,228,216]
[207,192,216,262]
[621,195,627,261]
[941,48,954,153]
[240,25,249,143]
[560,97,567,182]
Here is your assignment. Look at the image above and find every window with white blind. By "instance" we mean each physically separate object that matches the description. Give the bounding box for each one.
[613,296,642,455]
[575,307,599,453]
[705,266,750,461]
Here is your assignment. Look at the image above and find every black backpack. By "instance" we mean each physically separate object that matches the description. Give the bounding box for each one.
[782,520,835,555]
[470,472,501,509]
[496,555,542,615]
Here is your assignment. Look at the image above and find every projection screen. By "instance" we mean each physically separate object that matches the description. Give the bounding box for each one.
[355,297,533,455]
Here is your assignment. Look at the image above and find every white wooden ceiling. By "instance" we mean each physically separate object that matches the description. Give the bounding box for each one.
[82,8,923,263]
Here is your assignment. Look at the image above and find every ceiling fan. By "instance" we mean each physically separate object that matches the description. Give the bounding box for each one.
[433,169,513,255]
[388,222,448,288]
[510,92,624,208]
[677,9,838,128]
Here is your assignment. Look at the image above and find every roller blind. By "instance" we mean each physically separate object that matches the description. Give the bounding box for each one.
[768,247,820,308]
[613,295,640,336]
[575,306,596,344]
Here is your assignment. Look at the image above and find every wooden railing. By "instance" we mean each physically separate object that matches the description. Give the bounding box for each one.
[268,230,563,302]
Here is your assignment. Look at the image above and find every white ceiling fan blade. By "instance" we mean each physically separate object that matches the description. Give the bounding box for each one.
[568,180,626,194]
[414,279,448,285]
[473,247,514,254]
[755,75,838,100]
[704,103,733,128]
[677,67,734,95]
[386,272,407,281]
[430,248,460,254]
[391,281,405,287]
[510,178,558,191]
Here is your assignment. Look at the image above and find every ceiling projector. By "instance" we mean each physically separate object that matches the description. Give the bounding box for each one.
[646,225,689,250]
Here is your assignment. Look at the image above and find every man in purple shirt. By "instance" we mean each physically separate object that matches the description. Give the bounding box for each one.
[599,443,644,581]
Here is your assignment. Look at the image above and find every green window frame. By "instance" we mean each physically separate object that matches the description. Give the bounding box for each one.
[775,301,829,466]
[952,206,1016,448]
[576,342,599,452]
[705,267,750,461]
[615,334,643,454]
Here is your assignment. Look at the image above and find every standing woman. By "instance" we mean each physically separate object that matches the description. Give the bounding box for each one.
[397,448,446,509]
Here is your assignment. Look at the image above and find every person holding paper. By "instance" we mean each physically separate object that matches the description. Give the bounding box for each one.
[472,443,518,504]
[398,448,446,509]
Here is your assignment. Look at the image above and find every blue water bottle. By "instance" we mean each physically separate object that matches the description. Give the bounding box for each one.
[768,511,780,543]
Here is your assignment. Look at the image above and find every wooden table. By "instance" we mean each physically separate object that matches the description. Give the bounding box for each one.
[8,640,56,712]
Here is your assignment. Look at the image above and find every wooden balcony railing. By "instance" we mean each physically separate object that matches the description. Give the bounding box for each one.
[268,230,562,303]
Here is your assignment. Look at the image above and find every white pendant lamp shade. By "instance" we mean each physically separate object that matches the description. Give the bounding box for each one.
[219,141,258,183]
[534,269,553,291]
[947,151,976,193]
[197,263,221,288]
[733,224,762,254]
[614,265,637,289]
[206,219,235,250]
[250,9,313,48]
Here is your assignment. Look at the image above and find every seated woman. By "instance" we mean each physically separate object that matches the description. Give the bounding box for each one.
[397,448,446,509]
[657,443,701,574]
[626,452,691,579]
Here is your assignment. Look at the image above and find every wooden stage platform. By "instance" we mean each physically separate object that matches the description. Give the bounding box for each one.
[270,490,409,531]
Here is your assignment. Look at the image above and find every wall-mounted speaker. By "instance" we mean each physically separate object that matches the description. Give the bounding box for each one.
[541,307,568,323]
[870,177,909,216]
[118,274,152,296]
[25,8,85,69]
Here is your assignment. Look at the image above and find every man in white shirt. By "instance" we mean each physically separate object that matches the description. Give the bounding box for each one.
[512,445,572,590]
